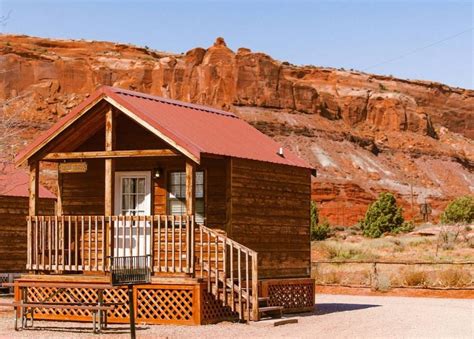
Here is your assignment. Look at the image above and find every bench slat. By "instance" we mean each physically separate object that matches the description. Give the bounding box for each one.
[1,302,113,311]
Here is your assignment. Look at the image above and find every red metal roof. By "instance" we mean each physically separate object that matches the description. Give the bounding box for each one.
[0,162,55,199]
[16,86,311,169]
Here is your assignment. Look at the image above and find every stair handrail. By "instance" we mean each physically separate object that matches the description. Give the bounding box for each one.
[196,224,259,321]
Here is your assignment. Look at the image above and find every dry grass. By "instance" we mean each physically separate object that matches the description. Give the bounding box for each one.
[402,269,429,287]
[438,268,471,287]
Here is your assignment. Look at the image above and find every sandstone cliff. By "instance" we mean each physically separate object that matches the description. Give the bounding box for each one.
[1,35,473,224]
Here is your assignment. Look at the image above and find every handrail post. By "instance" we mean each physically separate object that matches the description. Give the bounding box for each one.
[251,252,258,321]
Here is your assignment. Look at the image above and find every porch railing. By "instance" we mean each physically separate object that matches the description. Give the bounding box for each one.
[26,215,195,274]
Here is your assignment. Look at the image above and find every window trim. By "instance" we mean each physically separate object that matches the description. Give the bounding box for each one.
[167,170,205,223]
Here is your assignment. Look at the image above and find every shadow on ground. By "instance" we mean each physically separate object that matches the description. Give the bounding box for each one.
[314,303,381,315]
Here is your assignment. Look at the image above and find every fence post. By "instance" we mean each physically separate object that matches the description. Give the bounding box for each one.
[371,262,378,291]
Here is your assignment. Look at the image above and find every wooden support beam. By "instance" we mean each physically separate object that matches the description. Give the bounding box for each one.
[29,162,39,216]
[43,149,179,160]
[105,108,115,217]
[56,169,63,216]
[186,160,196,216]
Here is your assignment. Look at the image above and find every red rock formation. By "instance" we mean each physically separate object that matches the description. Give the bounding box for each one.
[1,35,473,225]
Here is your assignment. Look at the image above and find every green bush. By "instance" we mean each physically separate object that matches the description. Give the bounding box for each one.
[310,201,331,240]
[311,219,331,241]
[440,196,474,224]
[360,192,405,238]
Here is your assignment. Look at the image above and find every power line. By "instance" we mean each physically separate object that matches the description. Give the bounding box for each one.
[362,27,473,71]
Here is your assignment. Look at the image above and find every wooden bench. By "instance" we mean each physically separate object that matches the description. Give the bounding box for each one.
[1,281,119,334]
[0,301,114,333]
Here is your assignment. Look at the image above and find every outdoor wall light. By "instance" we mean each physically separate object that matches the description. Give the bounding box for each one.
[154,168,163,179]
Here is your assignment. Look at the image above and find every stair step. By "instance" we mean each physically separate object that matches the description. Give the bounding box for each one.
[258,297,269,302]
[259,306,284,313]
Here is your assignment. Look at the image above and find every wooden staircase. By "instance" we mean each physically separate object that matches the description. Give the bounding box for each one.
[194,225,284,322]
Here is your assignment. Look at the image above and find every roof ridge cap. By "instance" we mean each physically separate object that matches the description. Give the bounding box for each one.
[111,88,239,119]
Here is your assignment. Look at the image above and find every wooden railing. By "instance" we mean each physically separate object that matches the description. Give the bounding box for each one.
[196,225,259,321]
[27,215,195,274]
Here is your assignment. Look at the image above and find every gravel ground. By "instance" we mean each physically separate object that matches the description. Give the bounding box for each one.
[0,294,472,338]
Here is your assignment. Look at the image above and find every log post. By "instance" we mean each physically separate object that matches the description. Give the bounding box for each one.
[29,161,39,216]
[56,168,63,216]
[105,107,115,216]
[105,107,115,265]
[185,160,196,216]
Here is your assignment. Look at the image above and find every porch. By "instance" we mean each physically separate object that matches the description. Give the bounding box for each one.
[26,214,261,322]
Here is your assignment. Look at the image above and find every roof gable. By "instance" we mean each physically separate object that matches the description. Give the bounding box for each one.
[16,86,311,169]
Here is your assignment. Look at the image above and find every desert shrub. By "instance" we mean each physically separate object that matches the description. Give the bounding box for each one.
[310,201,331,240]
[375,274,392,292]
[440,196,474,224]
[439,268,471,287]
[360,192,405,238]
[436,226,462,251]
[311,219,331,241]
[403,269,429,287]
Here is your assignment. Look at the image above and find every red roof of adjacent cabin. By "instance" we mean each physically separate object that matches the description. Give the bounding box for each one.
[0,162,55,199]
[16,86,311,169]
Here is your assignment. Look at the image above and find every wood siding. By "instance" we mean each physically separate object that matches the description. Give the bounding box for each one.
[229,158,311,279]
[61,159,105,215]
[0,196,55,272]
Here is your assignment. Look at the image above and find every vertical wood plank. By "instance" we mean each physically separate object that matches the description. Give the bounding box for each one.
[104,107,115,217]
[48,217,52,270]
[88,216,92,270]
[251,253,259,321]
[56,169,63,216]
[26,217,31,270]
[190,216,195,274]
[214,236,218,301]
[164,216,168,272]
[61,216,65,271]
[41,216,45,269]
[101,216,105,271]
[55,216,59,271]
[171,215,175,272]
[81,217,85,270]
[230,243,234,312]
[238,249,242,318]
[178,215,182,272]
[95,216,98,271]
[29,162,39,216]
[246,250,250,321]
[199,225,203,278]
[75,216,78,271]
[185,160,196,216]
[68,216,71,270]
[157,216,161,272]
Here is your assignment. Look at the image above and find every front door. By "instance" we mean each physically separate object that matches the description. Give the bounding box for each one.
[114,171,151,257]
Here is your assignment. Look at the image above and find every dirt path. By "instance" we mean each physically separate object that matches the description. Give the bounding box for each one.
[0,294,472,338]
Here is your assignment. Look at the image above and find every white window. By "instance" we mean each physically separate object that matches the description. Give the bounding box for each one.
[168,171,205,224]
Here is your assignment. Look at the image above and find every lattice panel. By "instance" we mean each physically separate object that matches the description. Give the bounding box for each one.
[136,287,194,323]
[201,289,238,323]
[265,279,314,312]
[27,286,101,319]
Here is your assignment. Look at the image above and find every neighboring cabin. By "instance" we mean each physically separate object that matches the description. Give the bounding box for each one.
[0,162,55,273]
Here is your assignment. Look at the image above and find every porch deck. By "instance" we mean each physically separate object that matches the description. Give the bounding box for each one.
[26,214,260,322]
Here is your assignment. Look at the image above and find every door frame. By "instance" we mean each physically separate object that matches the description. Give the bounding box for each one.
[114,171,152,216]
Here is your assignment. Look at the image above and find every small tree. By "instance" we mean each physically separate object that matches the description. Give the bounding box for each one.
[310,201,331,240]
[441,196,474,224]
[360,192,404,238]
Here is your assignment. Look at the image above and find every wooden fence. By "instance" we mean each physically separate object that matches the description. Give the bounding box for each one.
[312,260,474,290]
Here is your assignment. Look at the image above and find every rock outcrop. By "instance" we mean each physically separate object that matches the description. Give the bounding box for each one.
[1,35,473,224]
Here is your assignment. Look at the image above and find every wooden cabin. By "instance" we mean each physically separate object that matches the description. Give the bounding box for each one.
[0,163,55,274]
[14,86,314,325]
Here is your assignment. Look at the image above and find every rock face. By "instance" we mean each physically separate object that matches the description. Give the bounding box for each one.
[1,35,473,225]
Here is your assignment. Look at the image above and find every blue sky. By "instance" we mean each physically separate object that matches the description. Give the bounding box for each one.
[2,0,473,88]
